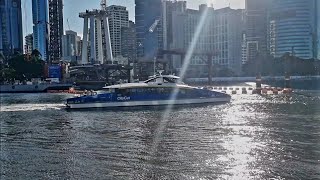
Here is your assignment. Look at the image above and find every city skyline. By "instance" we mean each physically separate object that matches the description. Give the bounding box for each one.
[22,0,245,38]
[2,0,319,84]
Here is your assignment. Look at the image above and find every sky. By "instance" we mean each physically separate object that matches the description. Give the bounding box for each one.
[22,0,245,38]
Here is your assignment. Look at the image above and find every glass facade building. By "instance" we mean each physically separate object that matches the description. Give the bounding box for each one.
[0,0,23,56]
[121,21,137,64]
[135,0,162,60]
[270,0,320,59]
[169,5,244,76]
[62,30,78,60]
[245,0,271,62]
[32,0,49,61]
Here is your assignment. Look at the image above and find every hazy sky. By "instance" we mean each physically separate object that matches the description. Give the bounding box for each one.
[22,0,245,38]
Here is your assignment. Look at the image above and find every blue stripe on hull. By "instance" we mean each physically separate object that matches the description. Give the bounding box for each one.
[66,97,231,109]
[67,90,230,104]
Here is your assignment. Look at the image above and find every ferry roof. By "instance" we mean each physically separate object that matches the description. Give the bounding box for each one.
[159,75,180,79]
[104,75,186,89]
[103,82,192,89]
[149,74,180,78]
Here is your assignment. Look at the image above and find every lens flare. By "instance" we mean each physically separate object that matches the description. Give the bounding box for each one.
[150,7,210,155]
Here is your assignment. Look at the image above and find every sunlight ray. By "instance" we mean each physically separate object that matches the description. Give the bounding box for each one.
[150,6,211,155]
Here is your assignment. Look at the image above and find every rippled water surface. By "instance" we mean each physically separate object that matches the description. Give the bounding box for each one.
[1,92,320,179]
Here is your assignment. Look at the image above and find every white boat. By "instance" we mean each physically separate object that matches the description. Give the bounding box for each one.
[0,83,72,93]
[66,74,231,109]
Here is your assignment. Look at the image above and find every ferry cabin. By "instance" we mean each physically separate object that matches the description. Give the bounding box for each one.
[68,86,229,105]
[66,75,231,107]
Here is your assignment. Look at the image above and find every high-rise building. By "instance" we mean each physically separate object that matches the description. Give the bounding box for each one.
[0,0,23,56]
[241,33,248,65]
[213,8,245,75]
[48,0,63,63]
[270,0,320,59]
[121,21,137,64]
[76,36,82,56]
[317,1,320,60]
[245,0,271,62]
[162,1,186,52]
[62,30,79,62]
[168,4,244,75]
[107,5,129,58]
[32,0,48,60]
[135,0,162,60]
[24,34,33,55]
[170,5,214,69]
[162,0,186,68]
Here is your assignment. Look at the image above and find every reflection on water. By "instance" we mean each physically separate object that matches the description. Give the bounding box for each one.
[0,93,320,179]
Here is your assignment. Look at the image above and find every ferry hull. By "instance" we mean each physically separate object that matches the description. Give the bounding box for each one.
[66,97,231,109]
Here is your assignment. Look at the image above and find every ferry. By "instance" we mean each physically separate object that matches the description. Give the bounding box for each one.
[66,73,231,109]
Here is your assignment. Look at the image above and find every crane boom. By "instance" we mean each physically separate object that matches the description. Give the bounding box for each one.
[101,0,107,10]
[67,19,70,30]
[149,19,160,33]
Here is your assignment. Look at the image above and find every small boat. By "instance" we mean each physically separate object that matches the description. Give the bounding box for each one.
[66,73,231,109]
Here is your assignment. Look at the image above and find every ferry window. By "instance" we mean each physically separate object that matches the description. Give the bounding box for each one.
[150,88,157,93]
[115,89,129,95]
[136,88,144,93]
[163,77,176,83]
[144,77,157,83]
[163,88,172,93]
[130,88,137,93]
[103,88,110,92]
[122,89,130,95]
[162,88,167,93]
[148,88,154,93]
[158,88,165,93]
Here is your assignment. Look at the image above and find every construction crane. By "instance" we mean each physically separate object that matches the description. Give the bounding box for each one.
[100,0,107,10]
[149,19,160,33]
[67,18,71,30]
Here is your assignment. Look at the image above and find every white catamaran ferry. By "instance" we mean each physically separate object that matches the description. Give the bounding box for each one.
[66,73,231,109]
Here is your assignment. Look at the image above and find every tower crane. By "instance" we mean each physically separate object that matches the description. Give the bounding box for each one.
[100,0,107,10]
[67,19,71,30]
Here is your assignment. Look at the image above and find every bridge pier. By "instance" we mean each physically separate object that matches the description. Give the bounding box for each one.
[207,54,213,85]
[285,72,291,89]
[256,74,262,94]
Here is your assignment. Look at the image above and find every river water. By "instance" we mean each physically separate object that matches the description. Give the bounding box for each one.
[1,91,320,179]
